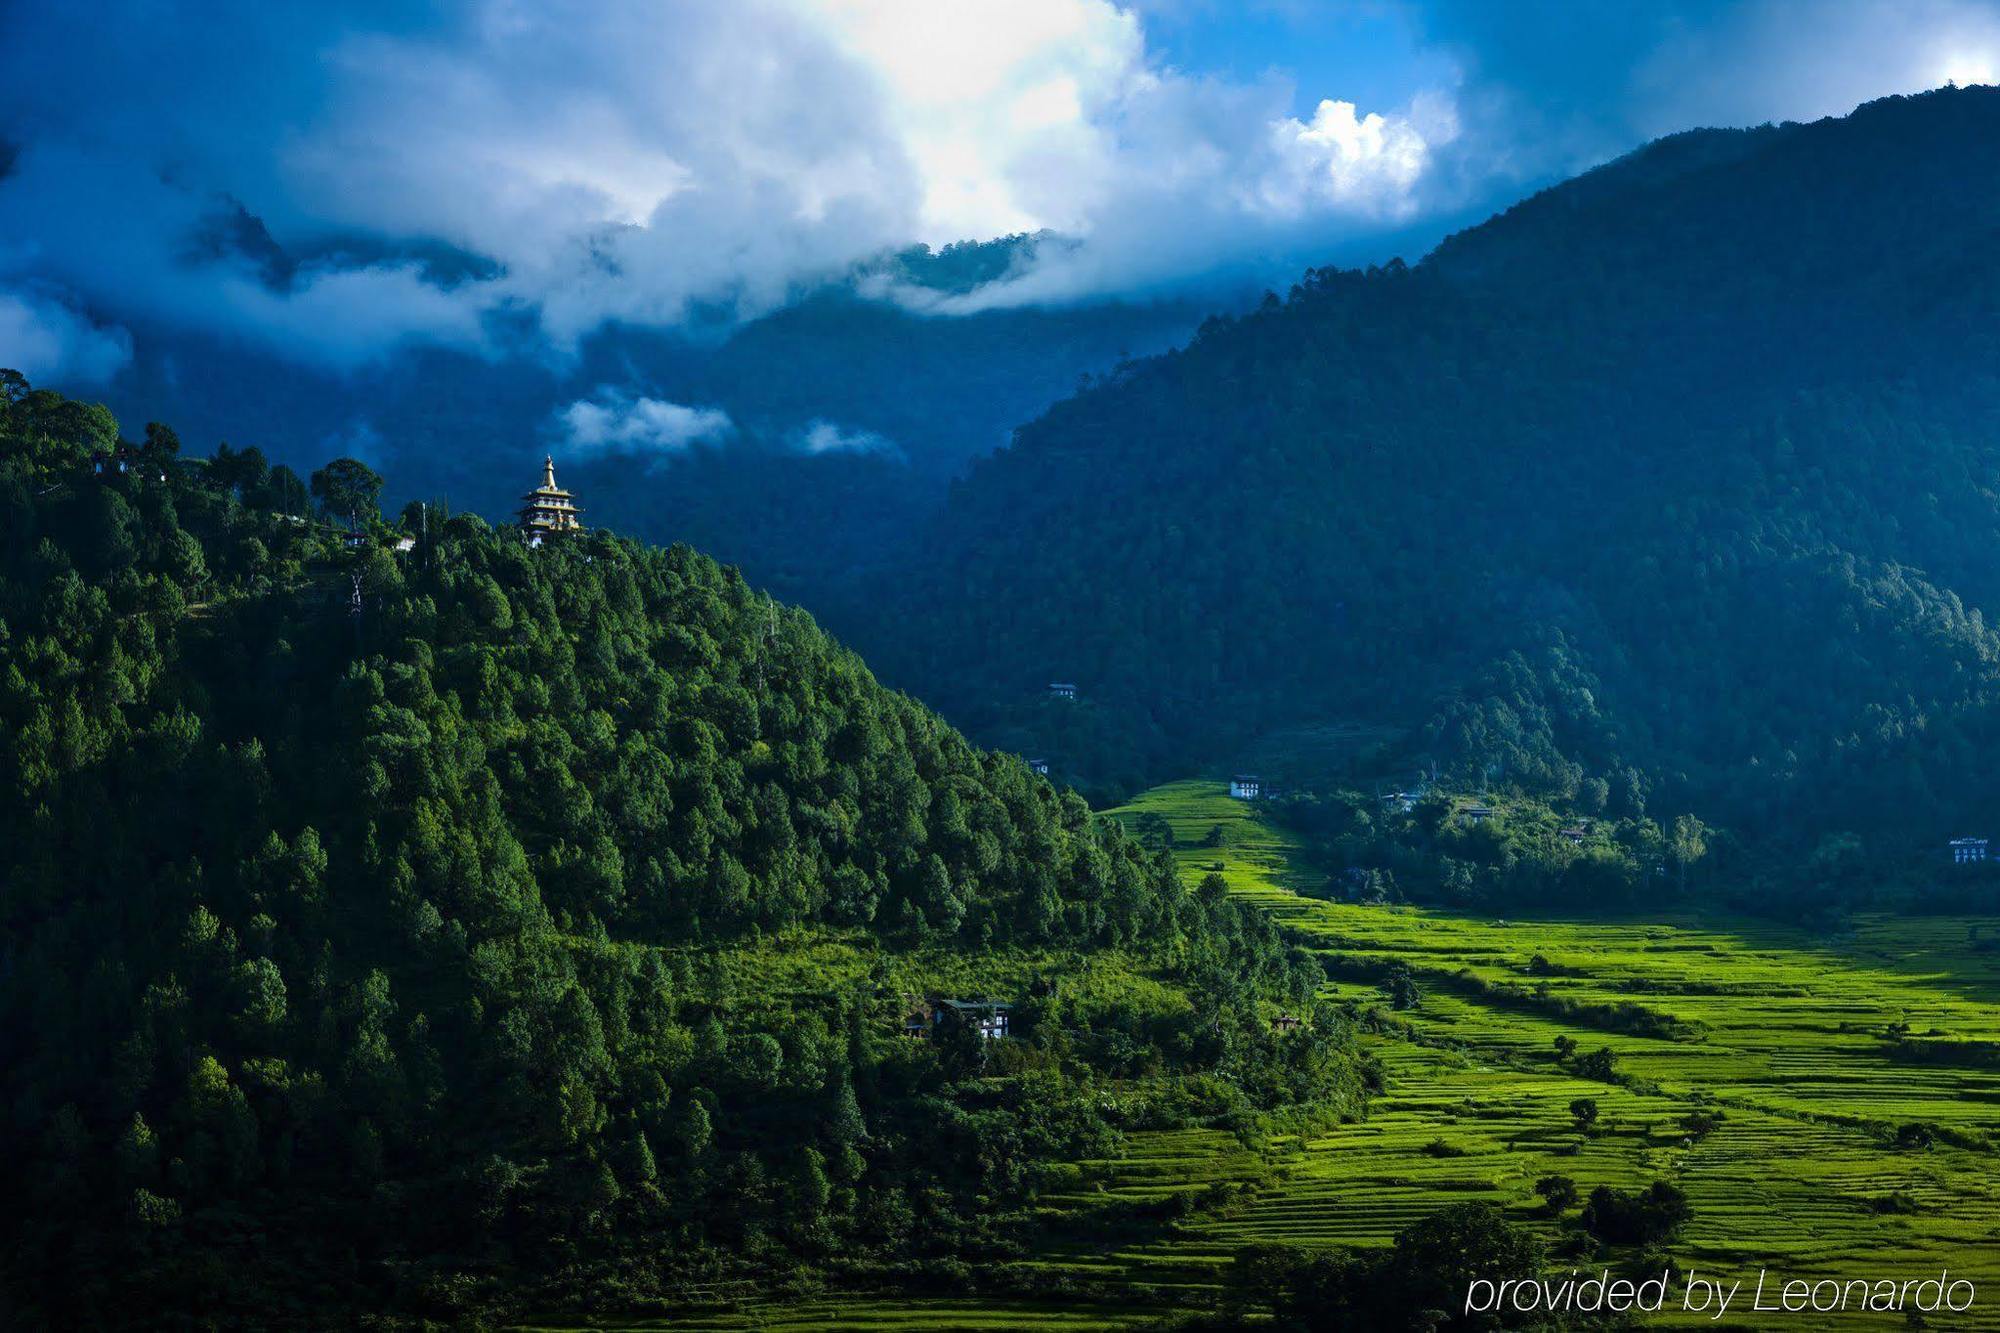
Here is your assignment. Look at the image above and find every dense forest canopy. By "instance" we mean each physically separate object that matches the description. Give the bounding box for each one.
[843,87,2000,898]
[0,374,1360,1323]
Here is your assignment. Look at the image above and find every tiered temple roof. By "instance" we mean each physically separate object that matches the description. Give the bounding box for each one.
[519,456,583,544]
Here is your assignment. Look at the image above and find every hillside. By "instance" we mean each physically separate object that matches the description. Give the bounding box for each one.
[853,86,2000,889]
[0,376,1358,1325]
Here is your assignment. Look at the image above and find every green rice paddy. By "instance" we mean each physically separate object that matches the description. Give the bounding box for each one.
[568,780,2000,1328]
[1060,781,2000,1326]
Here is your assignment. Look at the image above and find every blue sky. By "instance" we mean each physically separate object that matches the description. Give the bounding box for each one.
[4,0,2000,384]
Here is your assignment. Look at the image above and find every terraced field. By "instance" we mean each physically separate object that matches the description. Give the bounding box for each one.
[570,781,2000,1328]
[1067,782,2000,1325]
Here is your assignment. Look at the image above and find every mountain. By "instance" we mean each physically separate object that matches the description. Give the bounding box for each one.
[0,377,1356,1323]
[77,234,1210,606]
[849,86,2000,884]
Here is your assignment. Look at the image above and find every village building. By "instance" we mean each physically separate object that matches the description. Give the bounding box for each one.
[92,444,164,481]
[393,535,417,554]
[1027,757,1050,776]
[1048,681,1077,701]
[1269,1013,1304,1033]
[902,995,1012,1040]
[1229,774,1262,800]
[1382,791,1418,814]
[519,455,584,546]
[1461,803,1496,824]
[1558,825,1589,845]
[1950,836,1989,864]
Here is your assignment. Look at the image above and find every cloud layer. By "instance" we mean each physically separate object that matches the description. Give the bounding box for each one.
[558,391,735,458]
[3,0,1998,383]
[0,287,132,383]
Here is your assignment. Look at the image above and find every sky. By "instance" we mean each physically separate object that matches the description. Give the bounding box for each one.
[4,0,2000,387]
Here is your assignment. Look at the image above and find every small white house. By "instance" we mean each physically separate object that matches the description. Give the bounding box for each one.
[393,536,417,554]
[1048,681,1077,701]
[1950,836,1989,864]
[1230,774,1262,800]
[1027,757,1050,776]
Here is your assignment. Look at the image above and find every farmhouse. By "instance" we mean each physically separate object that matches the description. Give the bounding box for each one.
[1230,774,1262,800]
[1027,757,1050,775]
[1462,803,1497,824]
[1949,836,1989,864]
[1269,1013,1304,1033]
[519,455,584,546]
[1382,791,1417,813]
[1559,825,1589,845]
[902,996,1012,1040]
[1048,681,1077,700]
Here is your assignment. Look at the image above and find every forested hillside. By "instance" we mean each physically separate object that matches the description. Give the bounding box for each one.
[855,86,2000,893]
[0,376,1356,1325]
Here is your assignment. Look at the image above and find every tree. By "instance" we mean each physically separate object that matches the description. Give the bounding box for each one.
[1383,968,1422,1011]
[1552,1034,1578,1062]
[1569,1096,1600,1131]
[1670,814,1708,894]
[310,457,384,531]
[262,463,309,518]
[1573,1046,1619,1081]
[1679,1109,1724,1140]
[208,442,270,497]
[1534,1173,1578,1214]
[1580,1180,1692,1245]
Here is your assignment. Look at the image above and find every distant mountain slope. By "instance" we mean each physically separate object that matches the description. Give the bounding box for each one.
[78,234,1207,604]
[854,86,2000,873]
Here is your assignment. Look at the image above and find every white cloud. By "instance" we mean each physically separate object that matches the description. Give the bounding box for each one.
[557,390,735,457]
[0,288,132,383]
[793,418,901,457]
[0,0,1460,363]
[1261,95,1450,219]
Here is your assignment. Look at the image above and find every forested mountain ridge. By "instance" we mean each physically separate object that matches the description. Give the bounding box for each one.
[0,375,1355,1324]
[854,86,2000,890]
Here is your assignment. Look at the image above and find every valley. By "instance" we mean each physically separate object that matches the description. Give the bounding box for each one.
[599,782,2000,1329]
[1080,784,2000,1324]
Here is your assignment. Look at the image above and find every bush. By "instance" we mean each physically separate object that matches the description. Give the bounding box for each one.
[1579,1180,1692,1246]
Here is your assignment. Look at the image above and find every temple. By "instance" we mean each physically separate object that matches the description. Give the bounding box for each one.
[519,455,583,546]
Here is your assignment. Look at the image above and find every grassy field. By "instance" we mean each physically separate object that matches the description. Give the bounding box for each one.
[1063,781,2000,1326]
[565,780,2000,1329]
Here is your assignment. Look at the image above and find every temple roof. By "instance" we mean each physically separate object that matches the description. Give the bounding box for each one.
[521,455,578,504]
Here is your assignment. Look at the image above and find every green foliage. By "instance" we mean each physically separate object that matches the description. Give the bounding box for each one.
[1579,1180,1693,1246]
[1533,1174,1577,1214]
[0,379,1362,1323]
[308,456,383,530]
[1231,1202,1546,1331]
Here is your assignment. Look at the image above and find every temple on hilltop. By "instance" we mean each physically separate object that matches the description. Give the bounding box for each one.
[519,455,583,546]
